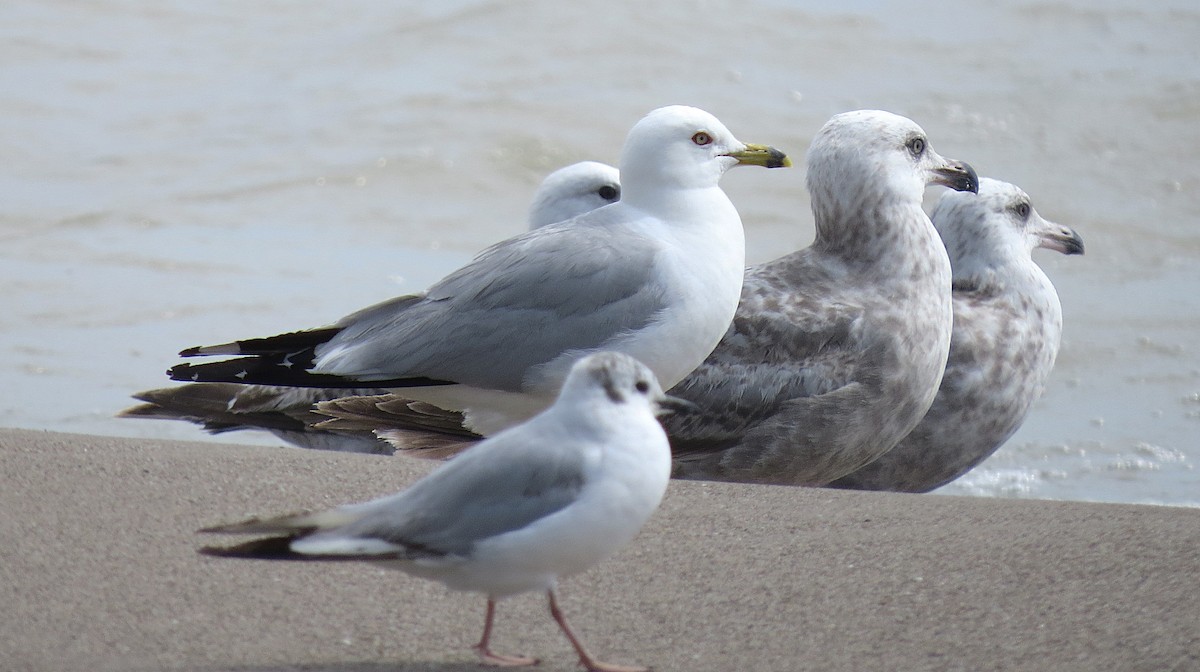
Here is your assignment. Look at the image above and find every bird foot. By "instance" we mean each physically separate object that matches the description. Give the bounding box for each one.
[577,658,650,672]
[473,645,540,667]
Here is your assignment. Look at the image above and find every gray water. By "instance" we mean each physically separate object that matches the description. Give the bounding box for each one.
[2,0,1197,506]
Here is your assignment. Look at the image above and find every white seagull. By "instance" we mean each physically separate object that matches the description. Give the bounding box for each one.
[199,351,685,672]
[527,160,621,230]
[830,177,1084,492]
[120,161,625,453]
[166,105,789,437]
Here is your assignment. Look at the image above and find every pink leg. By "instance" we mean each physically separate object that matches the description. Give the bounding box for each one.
[472,597,540,667]
[546,589,648,672]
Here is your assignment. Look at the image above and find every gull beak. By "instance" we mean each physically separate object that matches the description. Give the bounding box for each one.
[1037,223,1086,256]
[724,143,792,169]
[931,159,979,193]
[653,394,701,418]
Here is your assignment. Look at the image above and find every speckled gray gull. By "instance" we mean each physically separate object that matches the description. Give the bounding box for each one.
[163,106,789,437]
[119,161,625,454]
[829,177,1084,493]
[664,110,978,486]
[199,352,683,672]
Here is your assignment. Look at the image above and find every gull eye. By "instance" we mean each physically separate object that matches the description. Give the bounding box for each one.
[634,380,650,394]
[906,136,926,157]
[691,131,713,146]
[1013,201,1031,219]
[597,185,619,201]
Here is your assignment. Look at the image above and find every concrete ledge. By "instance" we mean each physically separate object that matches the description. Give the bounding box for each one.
[1,428,1196,671]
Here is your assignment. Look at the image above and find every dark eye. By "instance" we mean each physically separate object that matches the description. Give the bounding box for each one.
[906,136,926,157]
[691,131,713,146]
[634,380,650,394]
[1013,201,1031,219]
[597,185,619,201]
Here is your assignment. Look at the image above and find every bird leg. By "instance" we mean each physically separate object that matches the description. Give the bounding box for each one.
[546,589,648,672]
[473,597,539,667]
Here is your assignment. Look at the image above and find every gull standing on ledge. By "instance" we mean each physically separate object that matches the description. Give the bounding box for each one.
[199,352,683,672]
[830,177,1084,492]
[119,161,624,453]
[165,106,789,437]
[665,110,979,486]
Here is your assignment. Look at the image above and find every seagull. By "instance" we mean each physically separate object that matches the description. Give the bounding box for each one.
[198,352,683,672]
[165,105,789,437]
[665,110,979,486]
[120,161,624,454]
[829,177,1084,492]
[527,161,620,230]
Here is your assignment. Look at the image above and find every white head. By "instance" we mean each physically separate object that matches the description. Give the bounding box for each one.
[617,105,789,204]
[555,351,693,420]
[527,161,621,230]
[933,177,1085,279]
[805,110,977,236]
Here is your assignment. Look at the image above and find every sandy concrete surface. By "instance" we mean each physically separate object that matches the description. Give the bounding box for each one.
[1,428,1196,672]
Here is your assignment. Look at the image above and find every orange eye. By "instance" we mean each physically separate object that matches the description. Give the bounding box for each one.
[691,131,713,146]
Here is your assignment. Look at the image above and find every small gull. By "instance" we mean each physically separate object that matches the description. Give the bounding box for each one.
[665,110,978,486]
[198,352,683,672]
[829,177,1084,492]
[165,106,789,437]
[120,161,624,454]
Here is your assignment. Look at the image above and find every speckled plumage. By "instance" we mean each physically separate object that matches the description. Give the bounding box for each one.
[830,178,1084,492]
[665,110,978,486]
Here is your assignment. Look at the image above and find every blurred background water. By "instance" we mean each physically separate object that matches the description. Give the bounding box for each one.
[2,0,1197,506]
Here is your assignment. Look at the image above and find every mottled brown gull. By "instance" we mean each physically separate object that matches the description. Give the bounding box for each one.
[119,162,625,454]
[829,177,1084,493]
[664,110,978,486]
[157,106,789,437]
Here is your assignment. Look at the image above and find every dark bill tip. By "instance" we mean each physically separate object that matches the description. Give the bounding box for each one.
[1041,227,1086,256]
[934,160,979,194]
[654,394,702,418]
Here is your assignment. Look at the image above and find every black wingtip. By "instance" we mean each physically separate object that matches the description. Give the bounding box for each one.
[179,346,203,357]
[166,363,203,382]
[198,536,302,559]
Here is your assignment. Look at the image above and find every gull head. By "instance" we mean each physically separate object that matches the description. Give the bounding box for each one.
[934,177,1086,275]
[558,352,698,419]
[527,161,622,230]
[807,110,978,221]
[618,105,789,200]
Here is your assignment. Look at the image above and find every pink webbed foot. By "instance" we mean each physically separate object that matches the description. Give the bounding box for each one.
[473,645,540,668]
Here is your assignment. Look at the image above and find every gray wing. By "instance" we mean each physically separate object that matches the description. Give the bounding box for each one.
[330,422,589,557]
[317,213,668,390]
[664,251,869,453]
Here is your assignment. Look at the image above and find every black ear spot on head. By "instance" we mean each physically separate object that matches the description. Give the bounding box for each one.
[601,371,624,403]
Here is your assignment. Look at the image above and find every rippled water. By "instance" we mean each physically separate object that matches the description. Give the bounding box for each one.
[2,0,1197,506]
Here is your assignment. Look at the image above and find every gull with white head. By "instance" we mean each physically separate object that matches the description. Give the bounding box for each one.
[163,106,789,437]
[198,352,684,672]
[665,110,978,485]
[120,161,624,453]
[527,161,620,230]
[830,177,1084,492]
